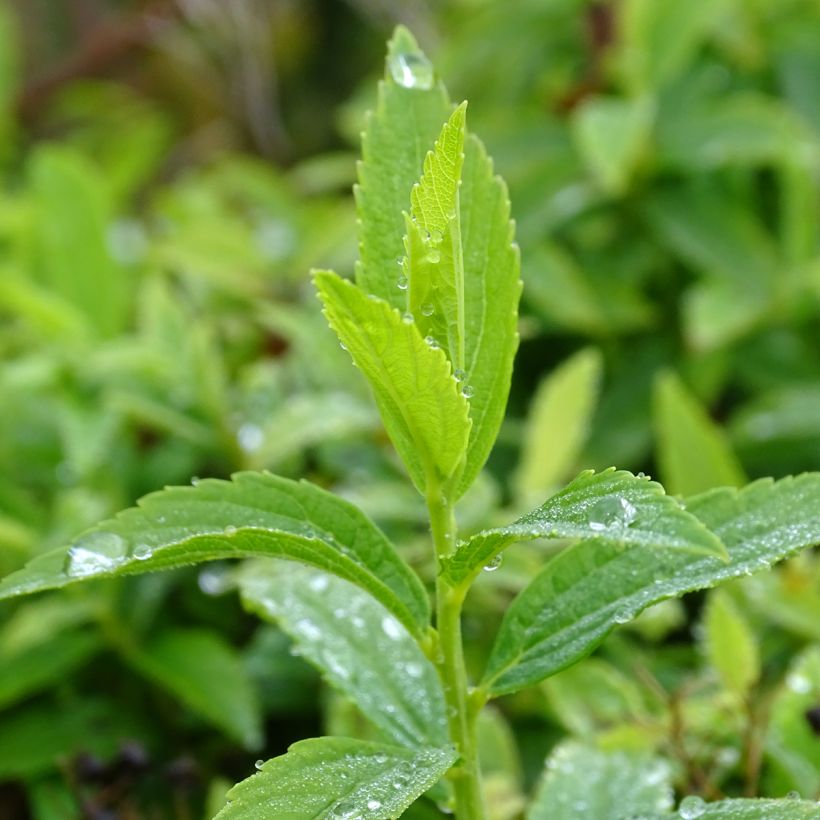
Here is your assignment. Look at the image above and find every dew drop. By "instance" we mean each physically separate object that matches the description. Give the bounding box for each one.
[427,249,441,263]
[374,753,388,764]
[405,662,423,678]
[381,616,403,640]
[367,800,382,811]
[420,303,435,317]
[678,796,706,819]
[453,368,466,382]
[786,790,801,799]
[461,384,474,398]
[586,496,637,531]
[402,312,414,324]
[191,476,201,486]
[238,424,264,453]
[254,759,264,770]
[388,51,434,90]
[65,532,129,578]
[309,574,330,593]
[425,335,440,349]
[224,525,237,536]
[483,555,502,572]
[339,341,348,351]
[397,275,409,290]
[132,542,153,561]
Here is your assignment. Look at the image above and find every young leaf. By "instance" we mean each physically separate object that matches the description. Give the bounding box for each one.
[315,269,470,495]
[238,561,448,748]
[455,133,522,497]
[355,26,452,306]
[654,371,746,496]
[703,590,760,698]
[129,628,262,749]
[514,348,603,502]
[442,468,725,587]
[0,472,430,638]
[214,737,457,820]
[481,474,820,696]
[527,741,673,820]
[672,797,820,819]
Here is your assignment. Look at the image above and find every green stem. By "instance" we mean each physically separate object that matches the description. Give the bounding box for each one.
[427,483,486,820]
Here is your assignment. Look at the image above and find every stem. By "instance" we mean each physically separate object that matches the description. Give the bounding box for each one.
[427,483,486,820]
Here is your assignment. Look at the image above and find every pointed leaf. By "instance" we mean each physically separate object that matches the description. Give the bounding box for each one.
[527,741,673,820]
[315,270,470,494]
[214,737,457,820]
[442,469,725,587]
[672,797,820,819]
[482,474,820,696]
[0,472,430,638]
[355,26,452,306]
[238,561,447,748]
[129,628,262,749]
[455,134,522,496]
[654,372,746,496]
[703,590,760,698]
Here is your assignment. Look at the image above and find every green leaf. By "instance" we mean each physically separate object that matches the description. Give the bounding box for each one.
[0,472,430,639]
[455,132,522,497]
[654,372,746,496]
[514,348,603,502]
[355,26,452,306]
[214,737,457,820]
[571,96,654,195]
[238,561,447,748]
[481,474,820,696]
[442,468,725,587]
[404,103,467,366]
[526,741,673,820]
[672,797,820,819]
[315,269,470,495]
[0,630,100,710]
[129,627,262,749]
[766,645,820,798]
[702,590,760,698]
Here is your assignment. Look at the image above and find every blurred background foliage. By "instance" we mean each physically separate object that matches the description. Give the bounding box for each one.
[1,0,820,817]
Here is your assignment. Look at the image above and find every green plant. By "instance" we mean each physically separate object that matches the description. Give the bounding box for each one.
[2,26,820,820]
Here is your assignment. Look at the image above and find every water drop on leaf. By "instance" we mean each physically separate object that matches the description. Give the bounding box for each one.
[586,496,637,531]
[678,796,706,819]
[420,303,434,316]
[483,555,502,572]
[461,384,474,398]
[389,51,434,89]
[65,532,128,577]
[397,275,408,290]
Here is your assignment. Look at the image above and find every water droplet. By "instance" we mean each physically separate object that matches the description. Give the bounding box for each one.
[786,790,801,800]
[425,335,440,349]
[427,249,441,263]
[254,759,264,770]
[367,800,382,811]
[429,229,443,243]
[132,542,153,561]
[397,275,409,290]
[402,312,414,324]
[586,496,637,531]
[678,796,706,819]
[198,566,232,596]
[330,799,361,819]
[374,753,388,764]
[65,532,129,578]
[787,673,812,694]
[309,575,330,593]
[339,341,348,351]
[405,662,423,678]
[238,423,264,453]
[483,555,502,572]
[296,619,322,641]
[453,368,466,382]
[388,51,434,89]
[461,384,474,398]
[381,616,402,640]
[420,303,434,316]
[191,476,201,486]
[224,525,237,536]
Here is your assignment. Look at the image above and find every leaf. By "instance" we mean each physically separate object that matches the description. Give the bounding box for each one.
[455,132,522,497]
[765,645,820,798]
[0,630,100,710]
[481,473,820,696]
[129,628,262,749]
[355,26,452,306]
[404,103,467,366]
[0,472,430,639]
[214,737,457,820]
[654,371,746,496]
[315,269,470,495]
[526,741,673,820]
[571,95,654,195]
[238,561,447,748]
[514,348,603,502]
[702,590,760,698]
[442,468,725,587]
[672,797,820,819]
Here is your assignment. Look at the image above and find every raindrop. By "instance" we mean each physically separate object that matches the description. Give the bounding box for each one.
[296,619,322,641]
[405,662,423,678]
[425,336,440,349]
[309,575,330,593]
[586,496,637,531]
[402,312,415,324]
[453,369,466,382]
[374,753,388,764]
[132,542,153,561]
[254,759,264,770]
[339,341,348,351]
[420,303,435,316]
[397,275,409,290]
[367,800,382,811]
[330,799,360,819]
[483,555,502,572]
[786,791,801,800]
[388,51,435,90]
[65,532,129,578]
[678,796,706,819]
[461,384,474,398]
[224,525,237,536]
[191,476,201,486]
[381,616,403,640]
[427,249,441,263]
